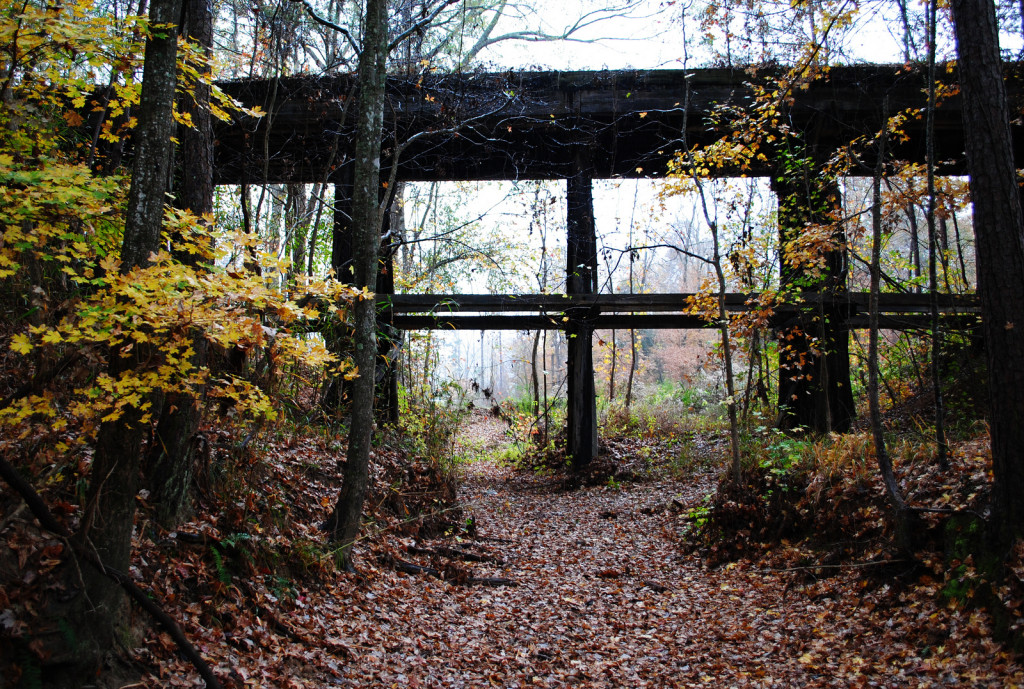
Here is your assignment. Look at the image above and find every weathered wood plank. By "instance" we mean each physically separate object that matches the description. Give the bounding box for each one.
[565,171,599,467]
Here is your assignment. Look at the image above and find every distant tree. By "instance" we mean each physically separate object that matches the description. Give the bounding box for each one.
[867,114,913,552]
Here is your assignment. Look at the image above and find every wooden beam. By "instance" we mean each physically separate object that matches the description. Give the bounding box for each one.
[380,292,981,314]
[565,170,598,468]
[390,313,979,331]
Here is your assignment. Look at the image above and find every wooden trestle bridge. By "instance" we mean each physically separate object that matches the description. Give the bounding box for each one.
[207,64,1014,465]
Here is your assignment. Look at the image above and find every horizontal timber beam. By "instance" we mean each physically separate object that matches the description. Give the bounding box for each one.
[381,292,980,313]
[391,313,979,331]
[383,293,980,331]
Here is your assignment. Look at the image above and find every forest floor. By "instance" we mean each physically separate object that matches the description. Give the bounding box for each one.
[307,412,1020,688]
[6,412,1024,687]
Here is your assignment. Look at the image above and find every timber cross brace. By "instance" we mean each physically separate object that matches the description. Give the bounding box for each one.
[201,64,1012,466]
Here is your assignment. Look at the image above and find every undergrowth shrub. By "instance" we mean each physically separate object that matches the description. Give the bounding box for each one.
[687,424,996,573]
[494,397,566,473]
[397,379,470,472]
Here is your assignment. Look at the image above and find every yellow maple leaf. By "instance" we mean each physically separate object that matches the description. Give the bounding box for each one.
[10,333,32,355]
[99,255,120,274]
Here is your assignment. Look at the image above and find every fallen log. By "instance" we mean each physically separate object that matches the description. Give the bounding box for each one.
[406,544,504,565]
[384,554,517,587]
[470,574,519,588]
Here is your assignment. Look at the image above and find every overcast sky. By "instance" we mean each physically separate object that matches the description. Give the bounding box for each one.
[473,0,688,71]
[467,0,1024,70]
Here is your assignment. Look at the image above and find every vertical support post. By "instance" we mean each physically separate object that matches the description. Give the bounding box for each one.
[331,165,355,282]
[566,167,599,468]
[772,166,855,433]
[329,166,399,422]
[322,167,355,411]
[376,187,400,423]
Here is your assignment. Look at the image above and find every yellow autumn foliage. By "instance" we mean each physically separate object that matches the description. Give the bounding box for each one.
[0,1,358,445]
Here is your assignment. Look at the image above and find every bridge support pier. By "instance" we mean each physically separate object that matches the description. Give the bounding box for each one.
[565,168,599,469]
[322,171,356,412]
[772,168,855,434]
[324,170,399,423]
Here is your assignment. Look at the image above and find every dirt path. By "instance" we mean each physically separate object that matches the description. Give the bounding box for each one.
[319,417,1019,687]
[454,408,511,457]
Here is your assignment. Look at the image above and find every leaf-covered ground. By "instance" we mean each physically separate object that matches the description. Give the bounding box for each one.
[5,413,1024,687]
[132,416,1022,687]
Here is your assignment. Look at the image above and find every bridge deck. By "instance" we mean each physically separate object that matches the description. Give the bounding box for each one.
[212,64,1024,184]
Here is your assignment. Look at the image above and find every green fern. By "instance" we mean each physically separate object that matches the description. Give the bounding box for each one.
[211,546,231,585]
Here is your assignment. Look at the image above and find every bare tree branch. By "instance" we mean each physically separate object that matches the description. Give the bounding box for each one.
[604,242,715,268]
[293,0,360,54]
[388,0,462,53]
[465,2,657,58]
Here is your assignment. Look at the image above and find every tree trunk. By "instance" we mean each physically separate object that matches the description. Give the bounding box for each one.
[146,0,214,529]
[288,183,311,278]
[376,186,400,423]
[608,329,617,402]
[322,0,388,568]
[950,0,1024,546]
[924,0,950,471]
[531,329,541,416]
[870,117,913,552]
[907,203,922,293]
[74,0,183,670]
[625,328,636,410]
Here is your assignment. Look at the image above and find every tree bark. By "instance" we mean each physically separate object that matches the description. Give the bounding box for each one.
[75,0,183,669]
[287,183,311,277]
[870,115,913,553]
[950,0,1024,546]
[924,0,950,471]
[117,0,183,270]
[531,329,541,416]
[322,0,389,568]
[146,0,215,529]
[376,185,400,423]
